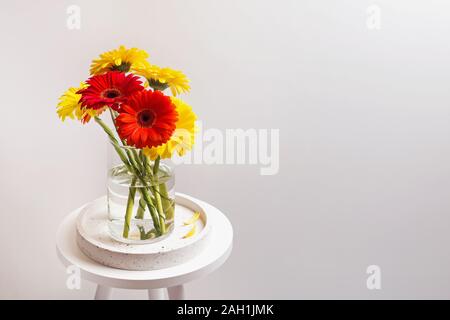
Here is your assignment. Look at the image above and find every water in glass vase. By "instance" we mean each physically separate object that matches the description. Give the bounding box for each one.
[107,162,175,244]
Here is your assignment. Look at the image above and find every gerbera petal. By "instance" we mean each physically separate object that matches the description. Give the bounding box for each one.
[90,46,150,75]
[57,82,95,123]
[116,90,178,148]
[119,114,137,124]
[144,97,196,159]
[134,64,190,96]
[78,71,143,111]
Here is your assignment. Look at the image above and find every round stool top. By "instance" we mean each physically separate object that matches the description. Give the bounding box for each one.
[56,193,233,289]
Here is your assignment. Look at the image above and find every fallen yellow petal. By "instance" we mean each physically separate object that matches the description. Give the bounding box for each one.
[184,212,200,225]
[182,224,196,239]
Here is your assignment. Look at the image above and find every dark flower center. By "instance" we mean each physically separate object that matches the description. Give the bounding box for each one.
[102,88,122,99]
[110,62,131,73]
[148,78,169,91]
[137,110,156,127]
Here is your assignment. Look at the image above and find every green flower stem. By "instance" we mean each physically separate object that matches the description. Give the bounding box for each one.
[135,197,146,219]
[96,115,161,234]
[130,171,161,234]
[149,156,167,233]
[126,149,143,175]
[107,110,143,176]
[142,154,167,232]
[159,182,174,220]
[153,156,160,175]
[152,185,166,234]
[139,187,162,234]
[131,164,162,234]
[124,151,161,233]
[141,152,166,229]
[97,113,170,237]
[139,150,148,166]
[123,177,137,238]
[94,117,131,169]
[145,159,154,179]
[135,150,148,220]
[132,149,144,172]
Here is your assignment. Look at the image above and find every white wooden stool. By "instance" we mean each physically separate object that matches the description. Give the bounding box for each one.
[56,194,233,300]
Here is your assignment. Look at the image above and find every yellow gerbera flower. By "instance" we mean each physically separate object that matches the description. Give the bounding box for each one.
[90,45,150,75]
[144,97,197,160]
[57,83,97,123]
[135,65,190,96]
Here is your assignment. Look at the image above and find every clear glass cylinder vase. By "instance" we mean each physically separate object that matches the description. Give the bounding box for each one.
[107,143,175,244]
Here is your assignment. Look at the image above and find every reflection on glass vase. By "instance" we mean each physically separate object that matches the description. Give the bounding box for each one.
[107,144,175,244]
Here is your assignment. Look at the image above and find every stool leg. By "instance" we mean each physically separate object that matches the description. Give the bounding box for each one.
[167,285,185,300]
[95,285,112,300]
[147,288,166,300]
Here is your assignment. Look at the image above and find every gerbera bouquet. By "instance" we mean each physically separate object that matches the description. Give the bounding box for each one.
[57,46,196,243]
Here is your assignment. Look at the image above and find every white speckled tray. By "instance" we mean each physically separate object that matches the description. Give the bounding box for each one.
[76,194,212,271]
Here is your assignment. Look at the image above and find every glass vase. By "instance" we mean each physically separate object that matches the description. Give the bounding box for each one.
[107,144,175,244]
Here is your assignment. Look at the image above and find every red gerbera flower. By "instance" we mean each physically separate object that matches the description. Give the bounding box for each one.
[77,71,143,110]
[116,90,178,148]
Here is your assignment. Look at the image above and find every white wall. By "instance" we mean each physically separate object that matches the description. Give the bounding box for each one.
[1,0,450,299]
